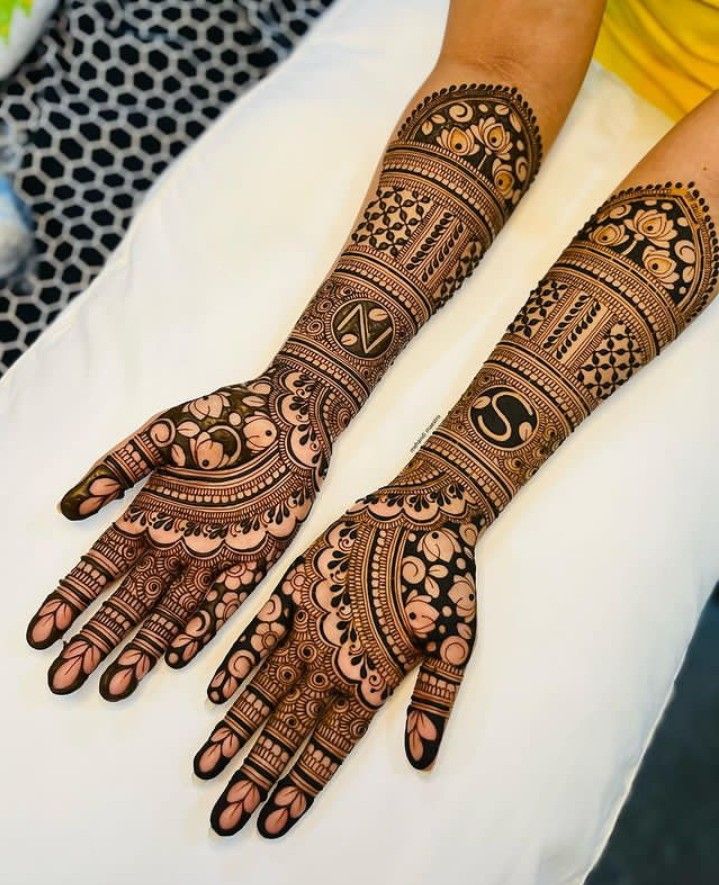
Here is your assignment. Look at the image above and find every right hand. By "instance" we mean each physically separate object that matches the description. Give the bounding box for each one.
[194,457,481,838]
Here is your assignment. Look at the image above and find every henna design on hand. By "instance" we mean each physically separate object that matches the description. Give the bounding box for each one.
[27,84,542,700]
[199,183,717,838]
[196,465,481,838]
[27,366,331,699]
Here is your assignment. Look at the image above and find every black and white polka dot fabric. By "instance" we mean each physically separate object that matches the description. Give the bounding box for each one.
[0,0,333,374]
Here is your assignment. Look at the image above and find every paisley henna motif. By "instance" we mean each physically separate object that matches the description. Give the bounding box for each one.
[200,183,717,838]
[27,84,542,700]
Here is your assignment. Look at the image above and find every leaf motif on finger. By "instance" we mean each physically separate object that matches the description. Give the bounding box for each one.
[262,785,308,837]
[406,710,438,763]
[77,474,123,516]
[28,595,75,645]
[102,647,153,700]
[50,638,101,692]
[216,778,263,833]
[195,725,240,777]
[208,667,240,703]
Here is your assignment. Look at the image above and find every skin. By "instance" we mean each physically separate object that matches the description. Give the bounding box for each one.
[26,0,607,701]
[199,96,719,839]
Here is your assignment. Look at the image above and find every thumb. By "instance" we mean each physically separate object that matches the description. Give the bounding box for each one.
[59,414,173,520]
[404,651,473,770]
[404,523,479,769]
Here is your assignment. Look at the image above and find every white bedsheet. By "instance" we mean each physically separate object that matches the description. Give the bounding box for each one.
[2,1,718,883]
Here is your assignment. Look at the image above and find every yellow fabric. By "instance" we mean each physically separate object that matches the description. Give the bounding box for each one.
[0,0,33,42]
[595,0,719,120]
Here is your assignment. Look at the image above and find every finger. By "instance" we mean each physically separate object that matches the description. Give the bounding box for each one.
[257,695,374,839]
[210,678,325,837]
[98,563,213,701]
[165,561,265,669]
[27,526,145,649]
[194,640,302,780]
[59,416,173,520]
[404,655,470,770]
[204,590,294,704]
[46,551,181,695]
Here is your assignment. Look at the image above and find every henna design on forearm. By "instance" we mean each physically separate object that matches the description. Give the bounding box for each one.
[198,182,717,839]
[277,83,542,421]
[27,84,542,699]
[419,183,719,527]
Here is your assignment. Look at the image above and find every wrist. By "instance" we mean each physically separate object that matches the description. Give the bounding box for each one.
[270,266,411,440]
[271,311,369,431]
[258,352,348,458]
[367,448,486,533]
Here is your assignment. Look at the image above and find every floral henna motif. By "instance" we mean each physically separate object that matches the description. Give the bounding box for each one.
[196,465,481,838]
[28,364,332,699]
[199,183,717,838]
[28,84,541,703]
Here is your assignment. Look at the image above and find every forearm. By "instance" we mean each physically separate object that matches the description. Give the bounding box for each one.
[270,0,606,441]
[405,91,719,531]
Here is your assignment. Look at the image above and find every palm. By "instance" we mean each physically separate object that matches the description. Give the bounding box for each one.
[195,462,480,838]
[27,364,331,700]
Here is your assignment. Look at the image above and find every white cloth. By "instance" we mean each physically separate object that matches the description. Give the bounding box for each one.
[1,1,717,883]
